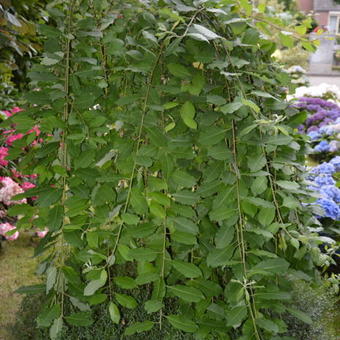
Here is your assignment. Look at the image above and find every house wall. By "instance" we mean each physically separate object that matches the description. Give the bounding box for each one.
[296,0,313,12]
[315,12,330,26]
[314,0,340,11]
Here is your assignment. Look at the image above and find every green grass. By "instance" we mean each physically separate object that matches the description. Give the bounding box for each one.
[0,233,40,340]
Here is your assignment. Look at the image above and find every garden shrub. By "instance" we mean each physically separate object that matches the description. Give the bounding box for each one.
[6,1,326,339]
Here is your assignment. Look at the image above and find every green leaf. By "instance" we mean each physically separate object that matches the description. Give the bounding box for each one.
[171,170,196,187]
[168,285,204,302]
[136,272,159,285]
[49,317,63,340]
[207,144,232,160]
[249,258,290,276]
[191,24,221,40]
[256,318,279,333]
[108,302,120,324]
[35,189,63,207]
[226,306,247,327]
[256,290,291,300]
[241,98,260,113]
[114,276,137,289]
[146,127,168,147]
[248,155,267,172]
[115,293,138,309]
[276,180,299,191]
[144,300,163,314]
[16,284,45,295]
[46,266,57,294]
[122,213,140,225]
[172,260,202,278]
[215,224,235,248]
[65,312,93,326]
[207,95,226,106]
[129,247,158,262]
[258,207,275,226]
[180,101,197,129]
[220,101,243,114]
[198,126,227,146]
[251,176,268,196]
[124,321,154,336]
[167,63,191,79]
[171,217,199,235]
[286,307,312,325]
[244,197,274,209]
[148,192,171,207]
[166,315,198,333]
[84,270,107,296]
[172,190,199,205]
[150,201,166,219]
[37,304,61,327]
[172,231,197,245]
[130,188,148,214]
[207,244,235,268]
[47,205,64,231]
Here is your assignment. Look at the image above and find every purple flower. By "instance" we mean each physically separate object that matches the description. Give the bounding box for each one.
[316,198,340,220]
[314,141,330,153]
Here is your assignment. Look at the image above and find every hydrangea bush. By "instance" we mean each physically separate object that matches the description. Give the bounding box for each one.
[292,97,340,161]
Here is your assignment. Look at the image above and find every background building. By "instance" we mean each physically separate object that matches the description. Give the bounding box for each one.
[297,0,340,74]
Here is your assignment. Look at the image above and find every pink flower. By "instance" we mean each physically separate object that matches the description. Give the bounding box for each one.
[0,147,9,166]
[2,110,12,117]
[11,169,22,178]
[0,222,19,241]
[0,177,26,205]
[21,182,36,190]
[27,125,41,137]
[5,133,24,146]
[11,107,23,114]
[36,228,48,238]
[0,209,7,218]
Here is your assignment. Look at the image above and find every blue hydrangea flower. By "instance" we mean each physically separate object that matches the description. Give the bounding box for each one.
[316,198,340,220]
[319,125,334,135]
[310,162,336,175]
[320,185,340,203]
[314,141,330,153]
[330,156,340,172]
[307,131,321,141]
[314,174,336,187]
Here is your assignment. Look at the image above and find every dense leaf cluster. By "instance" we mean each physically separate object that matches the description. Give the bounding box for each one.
[5,0,328,339]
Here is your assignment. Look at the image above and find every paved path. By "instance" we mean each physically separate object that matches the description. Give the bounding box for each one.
[308,75,340,87]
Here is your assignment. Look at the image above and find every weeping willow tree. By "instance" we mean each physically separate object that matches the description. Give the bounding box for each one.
[6,0,327,339]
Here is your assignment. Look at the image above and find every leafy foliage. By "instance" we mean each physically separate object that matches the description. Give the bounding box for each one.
[8,0,327,339]
[0,0,47,106]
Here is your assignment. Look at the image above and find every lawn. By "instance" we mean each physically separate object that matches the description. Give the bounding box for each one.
[0,234,40,340]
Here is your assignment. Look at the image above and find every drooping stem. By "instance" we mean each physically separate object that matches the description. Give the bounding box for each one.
[111,46,164,256]
[231,120,262,340]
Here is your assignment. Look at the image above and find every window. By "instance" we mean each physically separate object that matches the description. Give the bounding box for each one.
[329,12,340,34]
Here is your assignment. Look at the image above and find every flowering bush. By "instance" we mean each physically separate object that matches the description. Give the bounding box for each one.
[307,159,340,221]
[289,83,340,101]
[0,106,45,241]
[292,97,340,161]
